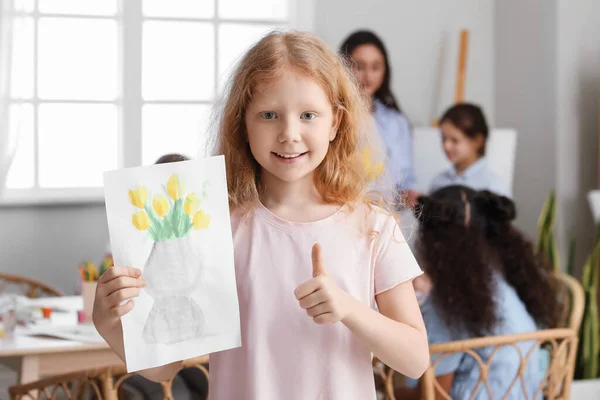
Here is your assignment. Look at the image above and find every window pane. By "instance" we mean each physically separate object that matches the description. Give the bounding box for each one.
[38,18,118,100]
[218,0,288,20]
[38,104,118,188]
[10,17,34,99]
[38,0,117,15]
[5,103,34,189]
[143,0,214,18]
[218,23,279,90]
[143,22,214,101]
[14,0,34,13]
[142,104,211,165]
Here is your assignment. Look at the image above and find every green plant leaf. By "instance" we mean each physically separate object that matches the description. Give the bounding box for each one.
[567,238,576,277]
[537,191,555,252]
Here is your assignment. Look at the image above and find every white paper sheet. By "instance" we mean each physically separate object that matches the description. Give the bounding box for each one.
[103,155,241,372]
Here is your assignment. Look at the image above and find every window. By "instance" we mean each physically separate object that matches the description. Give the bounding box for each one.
[4,0,311,204]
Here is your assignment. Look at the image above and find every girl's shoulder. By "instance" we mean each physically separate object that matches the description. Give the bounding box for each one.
[344,202,404,239]
[229,204,256,233]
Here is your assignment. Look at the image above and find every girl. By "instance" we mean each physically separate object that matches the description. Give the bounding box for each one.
[93,31,429,399]
[429,103,512,198]
[340,30,420,207]
[398,186,559,399]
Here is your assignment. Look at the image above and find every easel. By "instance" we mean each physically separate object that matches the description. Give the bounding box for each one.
[432,29,469,126]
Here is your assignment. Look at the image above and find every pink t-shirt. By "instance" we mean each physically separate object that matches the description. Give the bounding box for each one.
[209,202,422,400]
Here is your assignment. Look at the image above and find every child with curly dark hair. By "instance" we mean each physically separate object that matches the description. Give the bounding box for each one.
[398,185,560,399]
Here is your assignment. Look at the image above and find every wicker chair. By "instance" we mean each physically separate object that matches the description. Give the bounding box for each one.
[554,272,584,332]
[415,328,577,400]
[380,329,577,399]
[0,272,63,298]
[378,272,583,399]
[9,356,209,400]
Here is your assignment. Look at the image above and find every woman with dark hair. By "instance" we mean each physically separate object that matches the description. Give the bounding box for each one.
[398,186,559,399]
[340,30,419,207]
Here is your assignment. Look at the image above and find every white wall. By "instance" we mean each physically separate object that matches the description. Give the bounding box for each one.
[0,204,109,294]
[495,0,600,269]
[555,0,600,269]
[315,0,495,125]
[494,0,558,243]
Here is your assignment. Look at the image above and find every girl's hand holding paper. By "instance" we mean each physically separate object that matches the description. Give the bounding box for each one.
[92,267,146,334]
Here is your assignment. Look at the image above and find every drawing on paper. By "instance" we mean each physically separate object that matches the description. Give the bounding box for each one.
[128,174,210,344]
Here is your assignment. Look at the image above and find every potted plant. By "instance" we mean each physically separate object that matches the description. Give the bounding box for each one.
[538,191,600,396]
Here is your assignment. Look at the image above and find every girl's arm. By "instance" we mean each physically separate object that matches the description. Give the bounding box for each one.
[295,244,429,379]
[343,281,429,379]
[93,267,183,382]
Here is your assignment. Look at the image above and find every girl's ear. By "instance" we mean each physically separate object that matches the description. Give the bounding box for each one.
[330,106,343,141]
[474,133,485,153]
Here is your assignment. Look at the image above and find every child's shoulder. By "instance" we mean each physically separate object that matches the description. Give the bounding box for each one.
[229,205,254,233]
[345,202,402,236]
[429,168,453,193]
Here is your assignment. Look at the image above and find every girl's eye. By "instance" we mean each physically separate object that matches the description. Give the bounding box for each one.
[262,112,277,120]
[301,112,316,120]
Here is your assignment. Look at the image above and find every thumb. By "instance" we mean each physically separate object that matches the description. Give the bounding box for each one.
[312,243,328,278]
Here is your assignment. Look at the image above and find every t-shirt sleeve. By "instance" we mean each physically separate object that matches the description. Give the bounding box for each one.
[373,214,423,295]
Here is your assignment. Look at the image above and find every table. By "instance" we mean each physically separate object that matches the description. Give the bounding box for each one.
[0,295,123,385]
[0,332,123,384]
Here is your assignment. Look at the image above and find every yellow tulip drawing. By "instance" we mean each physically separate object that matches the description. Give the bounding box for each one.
[132,211,151,230]
[129,185,148,209]
[152,194,169,218]
[193,210,210,230]
[129,175,211,240]
[184,193,202,215]
[361,148,385,181]
[167,174,184,200]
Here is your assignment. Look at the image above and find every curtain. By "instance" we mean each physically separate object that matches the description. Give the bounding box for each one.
[0,0,17,194]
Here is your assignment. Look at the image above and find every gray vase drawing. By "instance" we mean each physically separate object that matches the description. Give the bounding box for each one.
[142,235,204,344]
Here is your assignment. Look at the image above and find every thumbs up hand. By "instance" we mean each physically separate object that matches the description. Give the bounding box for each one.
[294,243,355,325]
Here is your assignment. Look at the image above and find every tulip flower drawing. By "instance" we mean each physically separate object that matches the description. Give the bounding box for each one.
[128,174,212,346]
[167,174,184,201]
[152,194,169,218]
[129,185,148,209]
[184,193,202,215]
[193,210,210,230]
[128,175,210,241]
[132,211,151,230]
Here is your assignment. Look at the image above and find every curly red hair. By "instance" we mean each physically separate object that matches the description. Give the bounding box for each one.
[208,30,391,213]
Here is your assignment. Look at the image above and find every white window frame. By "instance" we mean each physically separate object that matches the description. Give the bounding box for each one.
[1,0,314,206]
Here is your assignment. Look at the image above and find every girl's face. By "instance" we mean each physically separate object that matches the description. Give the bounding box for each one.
[245,68,341,187]
[440,121,482,167]
[350,44,385,97]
